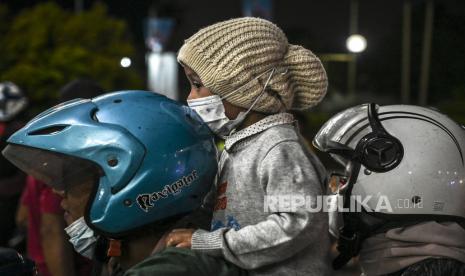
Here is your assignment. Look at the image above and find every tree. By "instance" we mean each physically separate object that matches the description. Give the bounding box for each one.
[0,2,143,111]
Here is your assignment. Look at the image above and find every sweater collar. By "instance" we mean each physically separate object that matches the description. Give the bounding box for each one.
[224,113,295,151]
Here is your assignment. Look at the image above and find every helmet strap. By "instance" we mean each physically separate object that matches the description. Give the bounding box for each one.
[107,239,122,257]
[90,236,110,276]
[332,161,365,270]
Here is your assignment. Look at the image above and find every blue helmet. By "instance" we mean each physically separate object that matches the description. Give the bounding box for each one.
[3,91,217,237]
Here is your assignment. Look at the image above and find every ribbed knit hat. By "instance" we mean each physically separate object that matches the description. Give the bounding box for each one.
[178,17,328,113]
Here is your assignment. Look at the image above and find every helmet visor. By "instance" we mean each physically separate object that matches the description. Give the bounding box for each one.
[2,144,101,191]
[313,104,369,166]
[313,104,368,151]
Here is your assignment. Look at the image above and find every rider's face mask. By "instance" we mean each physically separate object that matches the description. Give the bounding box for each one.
[65,217,98,259]
[187,68,280,138]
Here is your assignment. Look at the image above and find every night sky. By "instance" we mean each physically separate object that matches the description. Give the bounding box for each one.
[3,0,465,109]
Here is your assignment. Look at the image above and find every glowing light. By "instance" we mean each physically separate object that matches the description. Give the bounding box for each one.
[346,34,367,53]
[120,57,132,68]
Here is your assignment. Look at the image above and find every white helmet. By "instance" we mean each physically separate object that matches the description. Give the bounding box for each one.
[313,103,465,269]
[0,82,28,122]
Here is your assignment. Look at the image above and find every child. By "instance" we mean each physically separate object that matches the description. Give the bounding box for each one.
[167,17,331,275]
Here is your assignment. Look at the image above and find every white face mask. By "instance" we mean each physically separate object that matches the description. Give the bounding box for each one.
[187,95,248,138]
[187,68,278,138]
[64,217,98,259]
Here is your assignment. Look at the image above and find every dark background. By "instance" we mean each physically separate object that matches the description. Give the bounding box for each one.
[3,0,465,122]
[1,2,463,274]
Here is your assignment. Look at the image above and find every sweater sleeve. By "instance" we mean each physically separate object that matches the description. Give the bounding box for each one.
[191,140,328,269]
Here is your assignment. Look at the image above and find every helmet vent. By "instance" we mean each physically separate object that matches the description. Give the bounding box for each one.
[91,108,99,122]
[28,125,68,136]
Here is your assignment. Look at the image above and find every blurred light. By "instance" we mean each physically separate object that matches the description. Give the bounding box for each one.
[346,34,367,53]
[147,52,178,100]
[120,57,131,68]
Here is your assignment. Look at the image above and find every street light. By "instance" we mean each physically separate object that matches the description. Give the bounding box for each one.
[120,57,132,68]
[346,34,366,96]
[346,34,367,53]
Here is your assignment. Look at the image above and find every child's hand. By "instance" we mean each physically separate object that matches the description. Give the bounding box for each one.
[166,228,195,248]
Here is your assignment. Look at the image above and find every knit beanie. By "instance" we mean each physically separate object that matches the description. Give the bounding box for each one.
[178,17,327,113]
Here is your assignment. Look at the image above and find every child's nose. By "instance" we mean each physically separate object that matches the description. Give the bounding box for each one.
[187,90,199,100]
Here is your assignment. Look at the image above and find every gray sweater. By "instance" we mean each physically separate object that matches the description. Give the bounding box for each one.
[192,113,331,276]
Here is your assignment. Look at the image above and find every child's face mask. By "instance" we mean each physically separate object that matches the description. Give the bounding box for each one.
[187,95,246,138]
[187,68,277,138]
